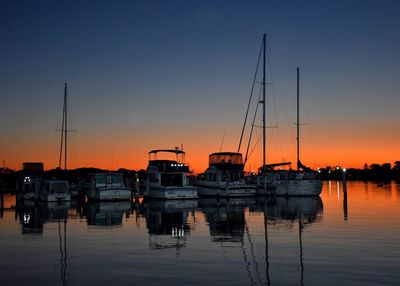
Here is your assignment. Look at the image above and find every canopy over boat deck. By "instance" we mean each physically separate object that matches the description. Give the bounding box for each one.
[209,152,244,172]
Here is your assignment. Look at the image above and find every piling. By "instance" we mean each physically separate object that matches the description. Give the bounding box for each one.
[342,168,348,221]
[342,168,347,194]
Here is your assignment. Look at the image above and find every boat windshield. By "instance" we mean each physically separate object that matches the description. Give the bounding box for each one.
[95,174,123,185]
[51,182,68,193]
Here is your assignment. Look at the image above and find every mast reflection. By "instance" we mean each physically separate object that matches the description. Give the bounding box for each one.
[254,196,323,285]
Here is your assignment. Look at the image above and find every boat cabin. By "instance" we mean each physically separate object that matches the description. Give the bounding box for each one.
[42,180,69,194]
[148,149,189,173]
[90,173,125,188]
[147,149,190,187]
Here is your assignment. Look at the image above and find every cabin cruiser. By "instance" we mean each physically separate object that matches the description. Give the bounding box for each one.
[193,152,256,197]
[39,180,71,202]
[84,173,133,201]
[145,149,198,199]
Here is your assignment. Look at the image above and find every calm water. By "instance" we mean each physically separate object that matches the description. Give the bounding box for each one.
[1,181,399,286]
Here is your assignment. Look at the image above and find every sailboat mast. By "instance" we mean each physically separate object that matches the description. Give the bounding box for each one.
[262,33,266,171]
[64,82,68,170]
[296,67,300,171]
[58,85,65,169]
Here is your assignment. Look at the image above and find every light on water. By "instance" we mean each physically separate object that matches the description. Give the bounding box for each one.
[0,181,400,285]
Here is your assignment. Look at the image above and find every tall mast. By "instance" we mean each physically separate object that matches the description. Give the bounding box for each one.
[64,82,68,170]
[262,33,266,171]
[296,67,300,171]
[58,85,65,169]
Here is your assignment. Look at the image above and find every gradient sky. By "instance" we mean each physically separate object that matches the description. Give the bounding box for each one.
[1,0,399,172]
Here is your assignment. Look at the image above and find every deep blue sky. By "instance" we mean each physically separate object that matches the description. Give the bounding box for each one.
[1,0,400,170]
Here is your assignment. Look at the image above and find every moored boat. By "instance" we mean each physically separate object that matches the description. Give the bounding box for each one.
[39,180,71,202]
[145,149,198,199]
[84,173,133,201]
[193,152,256,197]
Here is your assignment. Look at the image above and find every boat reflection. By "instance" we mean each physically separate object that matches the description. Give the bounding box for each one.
[144,199,197,251]
[255,196,323,223]
[19,200,43,235]
[200,197,256,243]
[40,201,70,222]
[84,201,132,226]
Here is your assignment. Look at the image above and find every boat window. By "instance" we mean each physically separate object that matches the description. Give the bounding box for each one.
[96,174,106,184]
[210,173,217,182]
[148,173,158,182]
[107,175,112,184]
[52,182,68,193]
[161,173,183,187]
[111,174,122,184]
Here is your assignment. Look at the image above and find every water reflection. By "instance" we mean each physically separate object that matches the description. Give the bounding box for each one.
[83,201,132,226]
[19,201,43,234]
[144,199,197,252]
[253,196,323,286]
[1,182,400,285]
[200,197,255,243]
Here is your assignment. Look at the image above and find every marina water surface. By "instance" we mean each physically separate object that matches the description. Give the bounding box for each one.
[1,181,399,286]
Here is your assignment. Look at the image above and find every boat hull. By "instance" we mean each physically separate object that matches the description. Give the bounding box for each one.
[195,182,256,197]
[146,185,198,200]
[257,179,322,196]
[87,187,133,201]
[40,193,71,202]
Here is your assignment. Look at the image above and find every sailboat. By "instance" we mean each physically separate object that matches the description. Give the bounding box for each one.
[39,83,72,201]
[240,34,322,196]
[272,68,323,196]
[237,33,280,195]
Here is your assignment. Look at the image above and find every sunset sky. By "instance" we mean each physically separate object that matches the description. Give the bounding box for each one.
[1,0,399,172]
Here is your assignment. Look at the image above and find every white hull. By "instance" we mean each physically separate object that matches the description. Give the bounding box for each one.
[146,185,198,200]
[257,179,322,196]
[195,182,256,197]
[87,187,132,201]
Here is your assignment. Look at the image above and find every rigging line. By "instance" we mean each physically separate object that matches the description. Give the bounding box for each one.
[219,129,226,152]
[247,134,262,166]
[244,84,263,166]
[237,39,263,153]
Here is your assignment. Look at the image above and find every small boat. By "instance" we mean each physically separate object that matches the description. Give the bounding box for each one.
[84,173,133,201]
[193,152,256,197]
[145,149,198,199]
[39,180,71,202]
